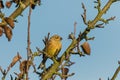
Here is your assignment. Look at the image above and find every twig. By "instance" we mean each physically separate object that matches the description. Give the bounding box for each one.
[0,66,4,75]
[81,3,87,25]
[42,32,50,45]
[0,66,6,80]
[62,73,75,79]
[10,74,13,80]
[36,47,52,58]
[8,52,22,71]
[61,61,75,68]
[111,65,120,80]
[68,33,75,40]
[74,21,77,37]
[99,78,102,80]
[14,72,23,80]
[88,0,117,29]
[26,3,32,80]
[27,3,32,60]
[55,72,75,80]
[106,16,116,23]
[95,23,104,28]
[94,0,101,12]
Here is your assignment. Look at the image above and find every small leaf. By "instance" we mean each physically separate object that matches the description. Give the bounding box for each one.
[4,26,13,41]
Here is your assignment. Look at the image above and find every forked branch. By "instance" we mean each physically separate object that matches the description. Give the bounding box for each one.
[41,0,120,79]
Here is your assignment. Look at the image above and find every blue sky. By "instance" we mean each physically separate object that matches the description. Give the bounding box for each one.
[0,0,120,80]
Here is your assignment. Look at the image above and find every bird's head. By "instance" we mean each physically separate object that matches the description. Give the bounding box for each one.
[50,34,62,41]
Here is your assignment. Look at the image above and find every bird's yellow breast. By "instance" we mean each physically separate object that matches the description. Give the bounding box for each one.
[44,39,62,57]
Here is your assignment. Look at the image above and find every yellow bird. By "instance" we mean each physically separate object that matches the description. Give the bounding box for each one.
[38,34,62,69]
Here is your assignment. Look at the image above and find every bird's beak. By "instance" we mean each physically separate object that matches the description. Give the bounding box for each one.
[60,37,62,40]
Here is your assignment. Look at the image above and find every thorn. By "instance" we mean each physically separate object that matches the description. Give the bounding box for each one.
[95,23,104,28]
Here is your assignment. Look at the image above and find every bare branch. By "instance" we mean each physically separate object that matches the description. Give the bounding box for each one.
[106,16,116,23]
[74,21,77,37]
[95,23,104,28]
[0,66,4,75]
[55,71,75,80]
[43,32,50,45]
[81,3,87,25]
[94,0,101,12]
[27,5,32,60]
[111,62,120,80]
[88,0,118,29]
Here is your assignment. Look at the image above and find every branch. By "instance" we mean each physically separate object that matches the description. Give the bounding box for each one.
[25,2,33,80]
[0,66,6,80]
[9,0,31,19]
[111,64,120,80]
[0,0,33,41]
[55,71,75,80]
[41,38,78,79]
[88,0,118,29]
[0,53,21,80]
[41,0,119,79]
[0,0,31,26]
[74,21,77,37]
[80,0,119,40]
[81,3,87,25]
[42,32,50,45]
[94,0,101,12]
[27,3,32,60]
